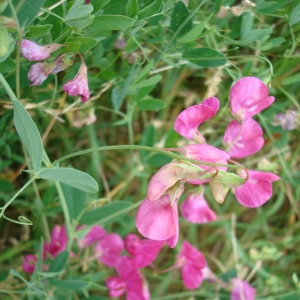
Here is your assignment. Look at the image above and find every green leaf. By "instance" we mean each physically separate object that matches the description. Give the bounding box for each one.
[0,57,15,73]
[215,171,245,188]
[260,37,285,51]
[137,0,161,20]
[65,14,92,29]
[13,100,43,172]
[257,2,285,14]
[282,74,300,86]
[61,183,86,220]
[242,29,272,43]
[182,48,227,67]
[133,60,154,85]
[93,15,135,30]
[39,168,99,193]
[137,98,165,110]
[36,237,44,273]
[170,1,193,38]
[178,14,212,43]
[132,75,161,89]
[241,12,253,40]
[26,25,53,38]
[68,37,98,53]
[80,201,132,225]
[49,251,69,273]
[62,42,81,53]
[139,125,155,163]
[290,3,300,25]
[49,279,89,290]
[65,3,93,21]
[126,0,138,17]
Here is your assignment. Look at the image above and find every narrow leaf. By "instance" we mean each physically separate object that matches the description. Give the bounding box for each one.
[93,15,135,30]
[49,251,69,273]
[137,0,160,20]
[137,98,165,111]
[132,75,161,89]
[290,3,300,25]
[13,100,43,172]
[39,168,99,193]
[49,279,89,290]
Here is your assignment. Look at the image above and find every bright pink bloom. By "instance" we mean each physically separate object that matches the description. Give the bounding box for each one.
[21,39,64,61]
[45,225,67,258]
[77,225,106,248]
[231,278,256,300]
[174,97,219,143]
[22,255,37,274]
[136,194,179,247]
[106,256,150,300]
[176,241,207,290]
[94,233,124,267]
[124,234,164,268]
[223,118,264,159]
[230,77,275,123]
[63,63,90,102]
[27,62,55,86]
[234,170,280,207]
[180,144,230,184]
[181,193,217,223]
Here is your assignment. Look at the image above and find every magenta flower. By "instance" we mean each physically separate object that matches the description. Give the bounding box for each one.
[106,256,150,300]
[124,234,164,268]
[174,97,219,143]
[181,192,217,224]
[223,118,264,159]
[63,63,90,102]
[27,62,55,86]
[176,241,207,290]
[180,144,230,184]
[230,77,275,123]
[231,278,256,300]
[45,225,68,258]
[136,194,179,247]
[94,233,124,267]
[22,255,37,274]
[21,39,64,61]
[234,169,280,207]
[77,225,106,248]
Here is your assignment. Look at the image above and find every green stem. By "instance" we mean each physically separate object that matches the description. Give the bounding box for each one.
[0,73,18,101]
[55,181,73,251]
[54,145,240,169]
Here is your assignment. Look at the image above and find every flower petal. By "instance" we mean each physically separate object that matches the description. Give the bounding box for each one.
[182,264,204,290]
[231,278,256,300]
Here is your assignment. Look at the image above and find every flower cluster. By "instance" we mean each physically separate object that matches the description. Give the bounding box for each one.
[22,225,255,299]
[20,39,90,102]
[136,77,280,247]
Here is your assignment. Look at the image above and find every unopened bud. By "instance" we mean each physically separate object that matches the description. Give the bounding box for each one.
[209,175,229,204]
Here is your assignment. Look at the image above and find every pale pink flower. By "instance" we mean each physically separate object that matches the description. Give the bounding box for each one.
[124,234,164,268]
[234,169,280,207]
[45,225,68,258]
[27,62,55,86]
[63,63,90,102]
[77,225,106,248]
[174,97,219,143]
[231,278,256,300]
[94,233,124,267]
[106,256,150,300]
[223,118,264,159]
[230,77,275,123]
[181,192,217,223]
[22,255,37,274]
[180,144,230,184]
[176,241,207,290]
[136,194,179,247]
[21,39,64,61]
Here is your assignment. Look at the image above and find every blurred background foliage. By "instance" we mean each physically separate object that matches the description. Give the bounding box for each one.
[0,0,300,299]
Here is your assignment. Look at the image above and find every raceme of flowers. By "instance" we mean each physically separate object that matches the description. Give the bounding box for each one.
[136,76,280,248]
[22,225,256,300]
[20,39,90,102]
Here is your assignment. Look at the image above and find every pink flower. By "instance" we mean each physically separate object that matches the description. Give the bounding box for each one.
[27,62,55,86]
[181,192,217,223]
[45,225,68,258]
[180,144,230,184]
[231,278,256,300]
[223,118,264,159]
[77,225,106,248]
[106,256,150,300]
[124,234,164,268]
[234,169,280,207]
[230,77,275,123]
[21,39,64,61]
[52,55,73,74]
[136,194,179,248]
[94,233,124,267]
[176,241,207,290]
[63,63,90,102]
[22,255,37,274]
[174,97,219,143]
